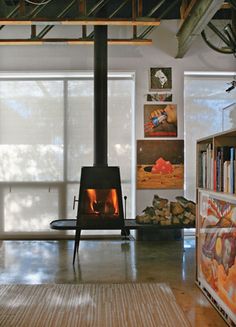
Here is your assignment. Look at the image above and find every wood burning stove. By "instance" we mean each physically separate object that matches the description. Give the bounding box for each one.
[73,25,127,264]
[76,166,125,230]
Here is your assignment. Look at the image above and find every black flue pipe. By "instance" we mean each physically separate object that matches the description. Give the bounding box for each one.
[94,25,108,167]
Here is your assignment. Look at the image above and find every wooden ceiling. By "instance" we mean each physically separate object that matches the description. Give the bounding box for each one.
[0,0,232,57]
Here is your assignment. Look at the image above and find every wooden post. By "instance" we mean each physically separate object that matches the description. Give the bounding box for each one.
[19,0,25,16]
[132,0,137,38]
[138,0,143,17]
[78,0,87,38]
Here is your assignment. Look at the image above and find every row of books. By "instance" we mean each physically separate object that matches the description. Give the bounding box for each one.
[200,144,235,194]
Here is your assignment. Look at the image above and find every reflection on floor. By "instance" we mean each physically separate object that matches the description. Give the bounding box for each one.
[0,237,227,327]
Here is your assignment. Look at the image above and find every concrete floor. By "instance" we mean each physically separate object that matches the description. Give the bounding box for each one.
[0,237,228,326]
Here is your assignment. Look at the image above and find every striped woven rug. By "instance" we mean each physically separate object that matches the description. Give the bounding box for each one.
[0,283,190,327]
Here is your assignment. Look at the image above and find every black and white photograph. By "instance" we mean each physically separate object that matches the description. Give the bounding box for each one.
[150,67,172,91]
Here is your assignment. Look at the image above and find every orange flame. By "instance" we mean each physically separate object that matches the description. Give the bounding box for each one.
[109,189,119,215]
[85,189,119,215]
[86,189,97,212]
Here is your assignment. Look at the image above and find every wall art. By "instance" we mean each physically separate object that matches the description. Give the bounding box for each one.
[144,104,177,137]
[146,93,172,102]
[197,190,236,322]
[137,139,184,189]
[149,67,172,91]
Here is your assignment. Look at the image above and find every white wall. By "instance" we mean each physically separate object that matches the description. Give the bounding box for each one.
[0,21,235,216]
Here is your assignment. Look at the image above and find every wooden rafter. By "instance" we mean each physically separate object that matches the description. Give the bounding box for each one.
[0,0,163,46]
[19,0,25,16]
[132,0,137,38]
[86,0,130,39]
[138,0,178,39]
[35,0,77,39]
[78,0,87,38]
[176,0,225,58]
[0,18,160,26]
[221,3,232,9]
[78,0,86,14]
[138,0,143,16]
[0,38,152,45]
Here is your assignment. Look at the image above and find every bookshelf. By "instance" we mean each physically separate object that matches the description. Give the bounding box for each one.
[197,129,236,193]
[196,129,236,327]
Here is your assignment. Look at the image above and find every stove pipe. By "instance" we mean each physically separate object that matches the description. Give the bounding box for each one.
[94,25,108,167]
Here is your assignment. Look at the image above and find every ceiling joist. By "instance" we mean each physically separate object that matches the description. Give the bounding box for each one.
[0,18,161,26]
[1,0,188,46]
[0,38,152,45]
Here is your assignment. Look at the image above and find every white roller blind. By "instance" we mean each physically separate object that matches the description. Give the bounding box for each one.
[108,79,132,181]
[0,73,134,235]
[0,80,64,182]
[184,74,236,201]
[67,80,93,181]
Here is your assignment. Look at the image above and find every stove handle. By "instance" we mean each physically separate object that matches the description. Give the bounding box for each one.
[73,196,79,210]
[124,196,127,219]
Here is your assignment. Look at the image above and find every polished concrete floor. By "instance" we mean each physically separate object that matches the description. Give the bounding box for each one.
[0,237,227,327]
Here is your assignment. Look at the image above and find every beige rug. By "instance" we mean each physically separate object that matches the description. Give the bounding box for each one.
[0,283,190,327]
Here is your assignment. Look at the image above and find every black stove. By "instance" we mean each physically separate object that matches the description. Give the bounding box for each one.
[73,25,127,264]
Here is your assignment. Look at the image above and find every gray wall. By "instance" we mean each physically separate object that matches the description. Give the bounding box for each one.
[0,21,235,215]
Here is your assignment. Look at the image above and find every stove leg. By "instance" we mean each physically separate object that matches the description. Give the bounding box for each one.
[121,228,130,238]
[73,228,81,265]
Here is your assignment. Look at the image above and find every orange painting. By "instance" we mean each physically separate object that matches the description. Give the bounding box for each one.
[137,140,184,189]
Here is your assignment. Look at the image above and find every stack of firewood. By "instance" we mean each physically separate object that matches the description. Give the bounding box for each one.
[136,195,196,226]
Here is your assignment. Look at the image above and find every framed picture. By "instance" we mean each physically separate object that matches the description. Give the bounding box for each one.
[197,189,236,323]
[146,93,172,102]
[144,104,177,137]
[136,140,184,189]
[150,67,172,91]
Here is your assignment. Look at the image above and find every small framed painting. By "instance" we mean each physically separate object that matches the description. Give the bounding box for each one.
[146,93,172,102]
[150,67,172,91]
[144,104,177,137]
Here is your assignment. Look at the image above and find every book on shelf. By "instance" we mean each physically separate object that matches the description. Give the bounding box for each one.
[216,148,221,191]
[199,144,236,194]
[213,159,216,191]
[199,143,213,189]
[201,151,206,188]
[207,143,214,190]
[234,160,236,194]
[230,147,235,194]
[223,160,230,193]
[220,146,230,192]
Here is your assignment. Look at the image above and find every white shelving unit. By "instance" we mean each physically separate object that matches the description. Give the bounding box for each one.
[196,129,236,327]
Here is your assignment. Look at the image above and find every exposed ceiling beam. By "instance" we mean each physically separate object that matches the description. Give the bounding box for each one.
[0,18,160,26]
[176,0,225,58]
[36,0,77,39]
[138,0,179,39]
[87,0,130,39]
[221,3,232,9]
[0,38,152,45]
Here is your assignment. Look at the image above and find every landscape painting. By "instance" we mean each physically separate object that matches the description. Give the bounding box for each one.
[137,140,184,189]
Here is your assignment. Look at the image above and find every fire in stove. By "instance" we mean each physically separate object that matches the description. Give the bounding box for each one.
[85,189,119,216]
[75,166,125,229]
